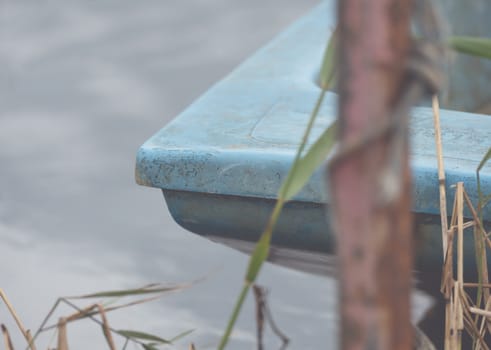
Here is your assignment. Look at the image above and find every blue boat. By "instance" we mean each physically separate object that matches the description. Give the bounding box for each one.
[135,2,491,284]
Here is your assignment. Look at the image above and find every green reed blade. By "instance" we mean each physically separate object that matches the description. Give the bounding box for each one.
[218,29,339,350]
[117,330,172,344]
[449,36,491,60]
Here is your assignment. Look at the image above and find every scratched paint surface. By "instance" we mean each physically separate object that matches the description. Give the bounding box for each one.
[135,1,490,218]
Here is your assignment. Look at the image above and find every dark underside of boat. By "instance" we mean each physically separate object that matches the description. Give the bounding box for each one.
[163,189,490,293]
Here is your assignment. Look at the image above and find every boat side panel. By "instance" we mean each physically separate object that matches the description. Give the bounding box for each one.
[162,189,489,276]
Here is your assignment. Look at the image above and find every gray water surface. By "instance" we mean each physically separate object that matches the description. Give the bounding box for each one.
[0,1,432,349]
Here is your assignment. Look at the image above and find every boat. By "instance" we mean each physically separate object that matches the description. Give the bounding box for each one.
[135,1,491,287]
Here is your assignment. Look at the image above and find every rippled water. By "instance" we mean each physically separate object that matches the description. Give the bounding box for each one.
[0,1,433,349]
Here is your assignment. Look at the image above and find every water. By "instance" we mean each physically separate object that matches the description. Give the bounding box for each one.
[0,1,433,349]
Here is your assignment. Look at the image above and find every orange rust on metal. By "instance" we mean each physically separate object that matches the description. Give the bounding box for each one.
[331,0,414,349]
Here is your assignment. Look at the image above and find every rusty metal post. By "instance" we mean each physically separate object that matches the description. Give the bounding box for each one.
[330,0,414,349]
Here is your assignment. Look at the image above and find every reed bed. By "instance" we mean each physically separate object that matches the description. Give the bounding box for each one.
[0,283,196,350]
[1,280,288,350]
[433,96,491,349]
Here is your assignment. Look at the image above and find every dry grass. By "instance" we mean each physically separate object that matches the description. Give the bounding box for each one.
[0,283,196,350]
[1,278,286,350]
[433,96,491,349]
[252,284,289,350]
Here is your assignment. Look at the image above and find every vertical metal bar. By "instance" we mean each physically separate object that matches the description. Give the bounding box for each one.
[331,0,414,348]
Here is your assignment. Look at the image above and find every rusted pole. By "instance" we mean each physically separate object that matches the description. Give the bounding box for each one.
[330,0,414,349]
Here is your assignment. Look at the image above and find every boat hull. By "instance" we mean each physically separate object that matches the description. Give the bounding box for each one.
[135,1,491,293]
[163,189,489,290]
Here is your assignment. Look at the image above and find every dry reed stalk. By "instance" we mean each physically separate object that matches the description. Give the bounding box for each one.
[461,221,477,230]
[252,285,265,350]
[456,281,464,338]
[65,304,98,323]
[460,291,489,350]
[433,93,490,348]
[462,188,491,332]
[462,190,488,237]
[463,191,491,294]
[444,304,451,350]
[433,96,455,350]
[470,307,491,318]
[442,226,456,349]
[464,283,491,288]
[457,183,464,299]
[2,324,14,350]
[442,193,459,296]
[433,95,449,255]
[57,318,68,350]
[442,226,455,349]
[434,98,475,349]
[446,283,456,350]
[0,289,36,350]
[450,184,491,348]
[0,281,196,349]
[252,284,289,350]
[442,239,454,296]
[486,300,491,337]
[481,234,491,251]
[97,304,116,350]
[449,280,462,349]
[477,298,491,343]
[42,294,164,333]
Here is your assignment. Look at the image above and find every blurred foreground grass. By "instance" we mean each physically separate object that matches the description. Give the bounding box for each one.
[1,283,196,350]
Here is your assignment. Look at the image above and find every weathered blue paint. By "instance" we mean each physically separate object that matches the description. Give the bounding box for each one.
[135,1,491,278]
